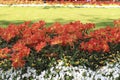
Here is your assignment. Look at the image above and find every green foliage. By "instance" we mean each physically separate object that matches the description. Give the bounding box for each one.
[24,43,120,73]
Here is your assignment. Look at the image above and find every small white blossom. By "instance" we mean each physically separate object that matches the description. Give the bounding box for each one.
[0,60,120,80]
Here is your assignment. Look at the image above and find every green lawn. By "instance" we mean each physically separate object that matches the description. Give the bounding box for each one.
[0,7,120,28]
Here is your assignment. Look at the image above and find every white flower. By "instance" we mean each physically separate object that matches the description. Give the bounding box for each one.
[94,74,107,80]
[0,59,120,80]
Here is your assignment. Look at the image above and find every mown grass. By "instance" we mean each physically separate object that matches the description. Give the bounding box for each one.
[0,7,120,28]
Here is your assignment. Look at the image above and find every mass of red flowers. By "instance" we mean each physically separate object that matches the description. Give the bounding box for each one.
[0,20,119,68]
[80,26,120,53]
[1,0,120,6]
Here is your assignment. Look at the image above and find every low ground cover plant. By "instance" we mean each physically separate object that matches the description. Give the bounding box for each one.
[0,20,120,77]
[0,60,120,80]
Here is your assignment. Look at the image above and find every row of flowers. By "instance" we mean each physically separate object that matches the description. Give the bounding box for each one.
[0,1,120,6]
[0,60,120,80]
[0,20,120,72]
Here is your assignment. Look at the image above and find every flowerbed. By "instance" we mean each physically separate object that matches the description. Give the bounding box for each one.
[0,1,120,8]
[0,1,120,5]
[0,60,120,80]
[0,20,120,79]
